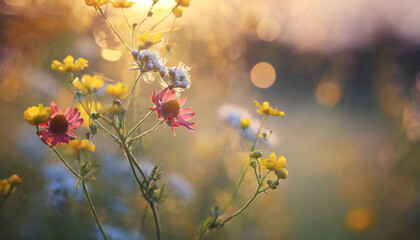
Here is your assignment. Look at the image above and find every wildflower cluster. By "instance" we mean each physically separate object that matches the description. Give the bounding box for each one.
[23,1,195,239]
[21,1,289,239]
[198,100,288,238]
[162,65,191,89]
[132,49,165,72]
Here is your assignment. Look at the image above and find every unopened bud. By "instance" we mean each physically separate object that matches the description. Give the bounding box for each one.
[131,49,139,57]
[267,180,273,186]
[8,174,22,185]
[250,150,262,159]
[275,169,288,179]
[91,112,100,119]
[250,160,257,169]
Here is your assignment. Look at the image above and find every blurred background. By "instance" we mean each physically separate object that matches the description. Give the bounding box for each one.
[1,0,420,239]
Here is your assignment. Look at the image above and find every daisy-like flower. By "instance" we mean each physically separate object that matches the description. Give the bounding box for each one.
[23,103,52,125]
[135,32,163,49]
[73,74,104,93]
[85,0,108,7]
[67,139,95,156]
[253,100,285,117]
[110,0,135,8]
[259,152,288,179]
[78,102,103,126]
[38,102,83,146]
[149,88,195,135]
[51,55,88,73]
[106,82,129,98]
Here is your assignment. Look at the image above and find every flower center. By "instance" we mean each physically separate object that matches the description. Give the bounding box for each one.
[50,114,69,133]
[162,100,180,118]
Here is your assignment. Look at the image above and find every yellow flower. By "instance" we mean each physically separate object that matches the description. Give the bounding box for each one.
[0,179,11,196]
[259,153,286,171]
[73,74,104,93]
[240,118,251,129]
[85,0,108,7]
[106,83,129,98]
[78,102,103,126]
[68,139,96,155]
[110,0,135,8]
[23,104,52,125]
[253,100,285,117]
[173,7,183,18]
[51,55,88,73]
[175,0,190,7]
[259,153,288,179]
[135,32,163,47]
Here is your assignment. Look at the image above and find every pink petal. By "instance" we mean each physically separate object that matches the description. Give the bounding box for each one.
[178,97,186,107]
[180,112,195,120]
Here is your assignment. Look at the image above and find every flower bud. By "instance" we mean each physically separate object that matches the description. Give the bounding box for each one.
[8,174,22,185]
[240,118,251,129]
[131,49,139,57]
[91,112,100,119]
[250,160,257,169]
[275,169,288,179]
[250,150,262,159]
[267,180,273,186]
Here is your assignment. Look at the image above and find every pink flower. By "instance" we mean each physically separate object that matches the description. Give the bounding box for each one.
[38,101,83,146]
[149,88,195,135]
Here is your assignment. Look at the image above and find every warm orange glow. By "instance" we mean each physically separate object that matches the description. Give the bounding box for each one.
[345,207,375,232]
[250,62,276,88]
[315,81,341,107]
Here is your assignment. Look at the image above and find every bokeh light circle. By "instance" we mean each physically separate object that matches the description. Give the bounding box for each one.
[315,81,341,107]
[250,62,276,88]
[257,18,281,42]
[101,49,122,62]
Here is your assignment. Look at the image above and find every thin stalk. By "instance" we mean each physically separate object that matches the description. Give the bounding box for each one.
[150,202,161,240]
[223,115,268,211]
[122,141,161,240]
[251,114,267,151]
[148,4,178,33]
[102,14,131,50]
[125,72,143,110]
[223,162,249,211]
[51,147,81,179]
[127,111,153,138]
[82,181,109,240]
[222,186,261,224]
[131,119,165,142]
[136,2,156,29]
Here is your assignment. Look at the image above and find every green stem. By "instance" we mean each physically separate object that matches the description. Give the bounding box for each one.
[82,181,109,240]
[131,119,165,142]
[251,114,267,151]
[125,72,143,110]
[224,162,249,211]
[135,2,156,29]
[51,147,81,179]
[222,181,265,225]
[127,111,152,138]
[148,4,178,33]
[150,202,162,240]
[101,12,131,51]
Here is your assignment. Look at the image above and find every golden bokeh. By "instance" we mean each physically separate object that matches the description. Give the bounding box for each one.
[315,81,341,107]
[101,48,122,62]
[345,207,376,232]
[257,18,281,42]
[250,62,276,88]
